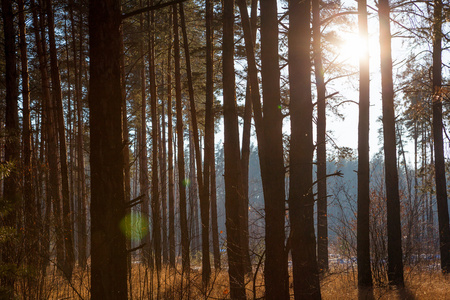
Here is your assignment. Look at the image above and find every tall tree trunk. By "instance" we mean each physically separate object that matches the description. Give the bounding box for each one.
[205,0,220,270]
[173,3,190,275]
[88,0,128,297]
[289,0,322,298]
[356,0,373,289]
[223,0,246,298]
[431,0,450,274]
[45,0,75,278]
[34,0,65,271]
[138,4,152,268]
[260,0,289,298]
[312,0,328,273]
[149,0,162,273]
[70,0,87,269]
[1,0,20,295]
[236,0,258,276]
[160,87,169,265]
[167,20,176,268]
[378,0,404,286]
[179,3,211,284]
[19,0,38,292]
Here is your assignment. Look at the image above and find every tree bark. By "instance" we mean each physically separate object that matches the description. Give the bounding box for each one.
[431,0,450,274]
[148,0,162,273]
[378,0,404,286]
[19,0,38,291]
[1,0,20,295]
[357,0,373,289]
[312,0,328,273]
[289,0,322,298]
[167,17,176,268]
[260,0,289,298]
[45,0,75,278]
[88,0,128,297]
[223,0,246,298]
[173,3,191,275]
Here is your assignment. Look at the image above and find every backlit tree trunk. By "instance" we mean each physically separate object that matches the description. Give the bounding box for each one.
[357,0,373,289]
[431,0,450,274]
[289,0,322,298]
[378,0,404,286]
[88,0,128,297]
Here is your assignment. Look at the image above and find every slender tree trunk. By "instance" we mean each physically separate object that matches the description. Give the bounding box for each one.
[205,0,220,270]
[138,5,153,268]
[312,0,328,273]
[45,0,75,278]
[357,0,373,289]
[160,87,169,265]
[179,3,211,284]
[35,0,65,271]
[88,0,128,297]
[19,0,38,292]
[260,0,290,298]
[70,1,87,270]
[210,145,221,269]
[173,3,190,275]
[378,0,404,286]
[167,20,176,268]
[1,0,20,295]
[223,0,246,298]
[148,0,162,273]
[431,0,450,274]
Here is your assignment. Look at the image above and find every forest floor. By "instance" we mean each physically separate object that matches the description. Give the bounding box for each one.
[18,261,450,299]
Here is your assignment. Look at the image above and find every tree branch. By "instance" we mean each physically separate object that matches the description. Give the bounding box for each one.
[122,0,188,20]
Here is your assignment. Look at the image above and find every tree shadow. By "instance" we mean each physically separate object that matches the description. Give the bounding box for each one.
[397,286,416,300]
[358,287,375,300]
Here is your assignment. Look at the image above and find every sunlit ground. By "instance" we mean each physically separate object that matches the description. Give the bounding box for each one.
[16,258,450,299]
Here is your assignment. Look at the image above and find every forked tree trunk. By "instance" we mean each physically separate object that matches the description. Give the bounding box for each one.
[223,0,246,298]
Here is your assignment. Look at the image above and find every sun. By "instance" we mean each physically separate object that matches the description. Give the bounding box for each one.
[338,33,369,66]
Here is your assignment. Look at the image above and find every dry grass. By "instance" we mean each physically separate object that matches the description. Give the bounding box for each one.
[321,267,450,299]
[20,263,450,299]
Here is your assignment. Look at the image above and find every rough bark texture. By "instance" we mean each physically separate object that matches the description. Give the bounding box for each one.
[312,0,328,273]
[46,0,75,278]
[149,1,161,273]
[88,0,128,297]
[173,4,190,274]
[259,0,289,298]
[431,0,450,274]
[357,0,373,289]
[1,0,20,296]
[378,0,404,286]
[19,0,38,291]
[167,20,176,267]
[223,0,246,298]
[289,0,322,298]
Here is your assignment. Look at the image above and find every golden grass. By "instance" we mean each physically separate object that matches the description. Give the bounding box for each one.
[23,263,450,299]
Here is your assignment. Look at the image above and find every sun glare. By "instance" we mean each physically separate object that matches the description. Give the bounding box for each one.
[339,34,368,66]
